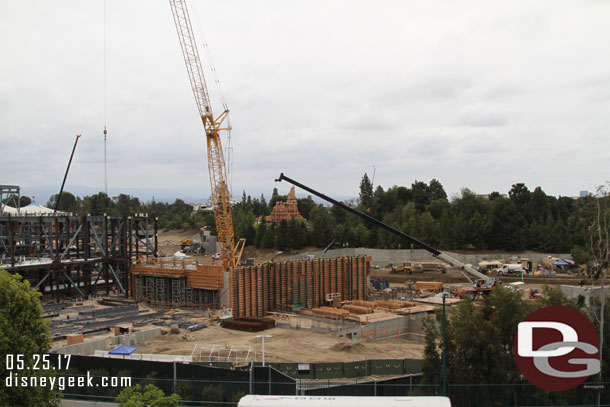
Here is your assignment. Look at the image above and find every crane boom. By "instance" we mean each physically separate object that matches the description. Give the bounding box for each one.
[169,0,243,267]
[274,173,495,286]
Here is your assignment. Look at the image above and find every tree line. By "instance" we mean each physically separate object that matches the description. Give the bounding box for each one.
[4,175,604,258]
[235,175,603,264]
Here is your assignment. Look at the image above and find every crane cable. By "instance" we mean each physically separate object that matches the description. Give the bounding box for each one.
[189,0,228,111]
[103,0,108,195]
[188,0,233,193]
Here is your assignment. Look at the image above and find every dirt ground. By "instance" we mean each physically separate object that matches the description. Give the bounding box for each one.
[156,229,313,264]
[134,325,425,363]
[145,231,584,363]
[369,265,584,286]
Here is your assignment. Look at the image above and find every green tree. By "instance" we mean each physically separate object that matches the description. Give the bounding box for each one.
[275,219,290,250]
[113,194,142,217]
[2,194,31,207]
[297,196,316,220]
[428,179,447,202]
[82,192,114,215]
[116,384,179,407]
[422,287,534,385]
[260,224,275,249]
[288,218,307,249]
[0,269,60,407]
[201,384,224,407]
[410,180,431,212]
[310,205,335,247]
[254,223,267,248]
[508,182,531,208]
[359,173,374,210]
[47,191,79,213]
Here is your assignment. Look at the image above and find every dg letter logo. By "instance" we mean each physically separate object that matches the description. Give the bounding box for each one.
[514,305,600,391]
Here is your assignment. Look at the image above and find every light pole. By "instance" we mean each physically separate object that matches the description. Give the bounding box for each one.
[256,335,272,366]
[442,292,447,397]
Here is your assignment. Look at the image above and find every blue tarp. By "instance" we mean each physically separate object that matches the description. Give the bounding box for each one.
[109,345,136,355]
[554,260,569,267]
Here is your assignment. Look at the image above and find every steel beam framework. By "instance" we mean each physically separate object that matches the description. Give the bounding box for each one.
[0,185,21,212]
[0,215,157,300]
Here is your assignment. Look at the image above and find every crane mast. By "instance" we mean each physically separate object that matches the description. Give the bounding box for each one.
[169,0,243,268]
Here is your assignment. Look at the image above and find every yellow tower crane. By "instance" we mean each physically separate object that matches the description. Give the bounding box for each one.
[169,0,245,268]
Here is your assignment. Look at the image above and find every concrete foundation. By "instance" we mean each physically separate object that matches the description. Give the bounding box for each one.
[111,328,162,346]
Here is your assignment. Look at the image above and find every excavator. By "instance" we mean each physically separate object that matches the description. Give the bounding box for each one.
[169,0,245,269]
[275,173,498,299]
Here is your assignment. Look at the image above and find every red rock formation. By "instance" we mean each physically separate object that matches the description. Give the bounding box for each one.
[265,186,303,224]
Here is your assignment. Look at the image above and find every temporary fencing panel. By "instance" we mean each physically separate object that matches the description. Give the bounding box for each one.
[343,360,368,378]
[369,359,405,376]
[314,362,344,379]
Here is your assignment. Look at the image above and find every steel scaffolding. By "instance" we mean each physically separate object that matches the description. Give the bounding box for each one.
[0,214,157,300]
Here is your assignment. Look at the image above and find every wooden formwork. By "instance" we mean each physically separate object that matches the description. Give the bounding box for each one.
[230,255,371,318]
[132,259,224,290]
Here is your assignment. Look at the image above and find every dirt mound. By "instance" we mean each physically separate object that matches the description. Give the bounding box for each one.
[330,342,367,353]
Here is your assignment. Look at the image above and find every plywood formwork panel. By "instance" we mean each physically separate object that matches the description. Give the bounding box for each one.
[323,259,330,300]
[229,269,236,314]
[245,269,250,317]
[230,255,370,317]
[256,266,263,317]
[263,264,269,314]
[238,266,245,318]
[299,262,306,307]
[305,261,312,308]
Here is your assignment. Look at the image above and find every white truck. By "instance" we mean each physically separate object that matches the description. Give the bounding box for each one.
[498,263,525,276]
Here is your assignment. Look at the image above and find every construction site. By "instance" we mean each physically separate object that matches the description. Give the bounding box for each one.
[0,0,586,365]
[2,1,606,406]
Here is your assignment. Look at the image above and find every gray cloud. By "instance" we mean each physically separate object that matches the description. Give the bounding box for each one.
[1,0,610,204]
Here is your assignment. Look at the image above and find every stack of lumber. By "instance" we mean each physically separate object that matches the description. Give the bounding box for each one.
[414,281,444,291]
[342,304,372,315]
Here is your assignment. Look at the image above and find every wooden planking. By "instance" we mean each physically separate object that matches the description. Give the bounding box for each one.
[231,255,371,317]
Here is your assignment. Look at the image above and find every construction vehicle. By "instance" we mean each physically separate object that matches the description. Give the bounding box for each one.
[169,0,245,268]
[179,238,202,254]
[529,288,542,300]
[498,263,525,276]
[390,261,419,274]
[275,173,498,298]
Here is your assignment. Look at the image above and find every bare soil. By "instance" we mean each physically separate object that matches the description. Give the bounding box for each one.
[135,325,425,363]
[156,229,316,264]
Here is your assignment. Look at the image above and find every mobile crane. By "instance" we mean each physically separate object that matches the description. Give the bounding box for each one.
[169,0,245,268]
[275,173,498,298]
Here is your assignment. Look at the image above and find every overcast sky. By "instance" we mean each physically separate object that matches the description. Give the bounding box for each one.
[1,1,609,204]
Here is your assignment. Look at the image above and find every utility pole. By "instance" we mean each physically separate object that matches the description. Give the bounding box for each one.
[256,335,272,366]
[442,293,447,397]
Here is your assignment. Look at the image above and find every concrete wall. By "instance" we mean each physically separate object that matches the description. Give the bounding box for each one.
[561,285,610,306]
[94,350,192,362]
[202,235,219,255]
[220,271,230,307]
[54,338,108,356]
[291,248,571,267]
[362,313,429,342]
[275,314,362,336]
[275,312,429,342]
[111,328,162,346]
